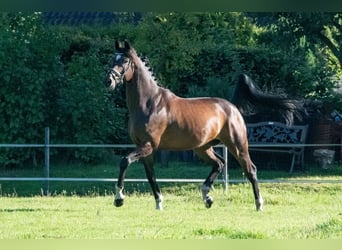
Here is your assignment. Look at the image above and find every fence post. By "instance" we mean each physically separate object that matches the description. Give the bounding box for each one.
[44,127,50,195]
[222,146,228,193]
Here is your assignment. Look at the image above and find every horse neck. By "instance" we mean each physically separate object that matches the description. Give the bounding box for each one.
[125,61,160,113]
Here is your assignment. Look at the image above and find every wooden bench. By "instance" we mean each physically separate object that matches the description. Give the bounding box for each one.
[246,121,308,174]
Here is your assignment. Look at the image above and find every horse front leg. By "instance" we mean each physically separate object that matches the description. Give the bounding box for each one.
[195,148,225,209]
[114,156,130,207]
[114,143,153,207]
[201,163,223,209]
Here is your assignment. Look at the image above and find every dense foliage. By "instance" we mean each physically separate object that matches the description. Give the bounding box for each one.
[0,12,341,166]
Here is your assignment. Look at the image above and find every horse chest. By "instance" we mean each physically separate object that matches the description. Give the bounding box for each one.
[128,110,167,144]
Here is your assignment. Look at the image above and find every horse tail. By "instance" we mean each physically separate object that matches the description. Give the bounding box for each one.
[231,74,323,125]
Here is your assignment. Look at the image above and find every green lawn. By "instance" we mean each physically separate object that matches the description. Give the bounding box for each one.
[1,160,342,239]
[0,182,341,239]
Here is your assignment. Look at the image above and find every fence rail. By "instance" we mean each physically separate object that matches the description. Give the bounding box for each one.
[0,128,228,194]
[0,127,341,195]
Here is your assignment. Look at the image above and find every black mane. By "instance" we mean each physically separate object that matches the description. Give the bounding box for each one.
[137,53,162,86]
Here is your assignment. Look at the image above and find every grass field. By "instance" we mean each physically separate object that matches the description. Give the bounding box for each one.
[0,160,342,239]
[0,183,341,239]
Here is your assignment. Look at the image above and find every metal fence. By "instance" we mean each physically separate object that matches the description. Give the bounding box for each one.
[0,128,229,194]
[0,127,341,195]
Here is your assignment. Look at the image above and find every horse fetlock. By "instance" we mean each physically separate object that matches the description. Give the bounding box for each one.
[114,198,124,207]
[201,184,214,208]
[201,184,210,193]
[255,196,264,211]
[204,195,214,209]
[114,186,125,207]
[201,183,210,198]
[155,194,164,211]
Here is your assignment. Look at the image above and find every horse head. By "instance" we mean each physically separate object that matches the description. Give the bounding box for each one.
[108,40,134,89]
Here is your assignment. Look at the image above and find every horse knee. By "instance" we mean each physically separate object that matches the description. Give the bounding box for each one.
[120,156,129,169]
[244,168,257,182]
[240,160,257,180]
[212,160,224,174]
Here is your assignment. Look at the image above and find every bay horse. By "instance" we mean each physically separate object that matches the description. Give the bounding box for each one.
[108,40,263,211]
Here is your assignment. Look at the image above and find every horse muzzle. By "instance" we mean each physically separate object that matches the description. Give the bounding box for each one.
[109,69,124,89]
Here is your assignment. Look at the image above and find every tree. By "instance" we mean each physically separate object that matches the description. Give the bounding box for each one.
[0,13,66,166]
[271,13,342,69]
[256,12,342,110]
[134,12,260,96]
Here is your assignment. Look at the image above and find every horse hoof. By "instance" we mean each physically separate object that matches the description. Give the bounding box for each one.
[114,199,124,207]
[256,197,264,211]
[205,196,214,208]
[256,204,263,211]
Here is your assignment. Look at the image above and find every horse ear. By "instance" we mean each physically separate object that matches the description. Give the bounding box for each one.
[115,40,121,50]
[124,40,131,50]
[115,40,131,52]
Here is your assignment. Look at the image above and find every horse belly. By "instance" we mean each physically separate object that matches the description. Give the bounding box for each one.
[158,130,200,150]
[158,115,224,150]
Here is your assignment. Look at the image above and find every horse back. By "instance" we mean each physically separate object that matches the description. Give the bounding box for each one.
[157,93,246,150]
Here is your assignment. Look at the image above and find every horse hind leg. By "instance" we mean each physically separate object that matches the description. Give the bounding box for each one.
[245,160,263,211]
[249,162,264,211]
[221,117,263,211]
[235,150,264,211]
